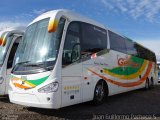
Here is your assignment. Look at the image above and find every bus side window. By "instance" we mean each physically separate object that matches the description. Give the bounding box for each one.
[125,38,138,56]
[135,43,156,62]
[62,22,81,66]
[7,37,21,69]
[109,31,126,53]
[81,23,107,55]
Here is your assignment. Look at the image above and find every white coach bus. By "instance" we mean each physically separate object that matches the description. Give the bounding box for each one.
[9,9,157,109]
[0,27,25,95]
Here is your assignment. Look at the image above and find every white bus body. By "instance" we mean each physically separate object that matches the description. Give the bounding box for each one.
[9,10,157,109]
[0,27,25,95]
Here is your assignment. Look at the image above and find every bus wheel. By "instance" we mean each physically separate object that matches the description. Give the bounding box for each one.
[149,77,154,89]
[145,78,149,90]
[93,81,107,105]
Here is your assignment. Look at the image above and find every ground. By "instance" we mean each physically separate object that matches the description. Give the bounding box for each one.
[1,85,160,120]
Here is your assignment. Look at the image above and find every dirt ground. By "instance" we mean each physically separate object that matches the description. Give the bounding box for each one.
[1,85,160,120]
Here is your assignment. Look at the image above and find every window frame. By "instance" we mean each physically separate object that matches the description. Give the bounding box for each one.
[108,30,127,54]
[62,21,108,66]
[62,21,82,66]
[81,22,108,54]
[108,30,156,62]
[124,38,138,56]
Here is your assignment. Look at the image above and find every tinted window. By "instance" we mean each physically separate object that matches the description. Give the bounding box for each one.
[109,31,126,53]
[62,22,81,66]
[81,23,107,53]
[8,37,21,68]
[125,38,137,56]
[135,43,156,62]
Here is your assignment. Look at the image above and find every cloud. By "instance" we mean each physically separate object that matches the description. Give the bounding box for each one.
[0,9,47,31]
[33,9,48,15]
[0,21,27,31]
[101,0,160,22]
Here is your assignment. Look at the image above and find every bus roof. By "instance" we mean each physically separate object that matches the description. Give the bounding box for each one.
[29,9,106,29]
[29,9,155,55]
[0,26,26,37]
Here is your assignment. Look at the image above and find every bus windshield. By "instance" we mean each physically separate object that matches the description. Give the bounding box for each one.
[0,35,12,66]
[12,18,66,75]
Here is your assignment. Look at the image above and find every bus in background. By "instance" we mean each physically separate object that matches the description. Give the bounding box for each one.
[157,62,160,82]
[0,27,25,95]
[9,9,157,109]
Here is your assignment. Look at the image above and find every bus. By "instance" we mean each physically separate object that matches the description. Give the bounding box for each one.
[8,9,157,109]
[0,27,25,95]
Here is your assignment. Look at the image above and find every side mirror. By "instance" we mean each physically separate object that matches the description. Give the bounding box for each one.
[71,43,81,63]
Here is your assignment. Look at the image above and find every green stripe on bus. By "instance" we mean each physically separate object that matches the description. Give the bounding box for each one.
[26,76,49,86]
[104,56,144,76]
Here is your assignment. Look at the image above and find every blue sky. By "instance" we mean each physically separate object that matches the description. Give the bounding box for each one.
[0,0,160,56]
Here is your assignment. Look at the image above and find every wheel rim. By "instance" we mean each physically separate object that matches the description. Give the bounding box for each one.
[95,84,104,102]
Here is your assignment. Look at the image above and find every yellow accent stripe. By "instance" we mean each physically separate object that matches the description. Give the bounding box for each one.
[88,61,152,87]
[103,60,148,80]
[24,81,36,87]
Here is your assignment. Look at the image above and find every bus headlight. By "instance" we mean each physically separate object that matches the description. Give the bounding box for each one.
[38,82,59,93]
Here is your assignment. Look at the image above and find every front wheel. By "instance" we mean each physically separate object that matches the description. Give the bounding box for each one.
[93,81,107,105]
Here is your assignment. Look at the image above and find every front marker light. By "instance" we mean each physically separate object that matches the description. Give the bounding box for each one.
[38,82,59,93]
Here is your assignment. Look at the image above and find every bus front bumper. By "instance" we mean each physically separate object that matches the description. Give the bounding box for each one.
[8,91,61,109]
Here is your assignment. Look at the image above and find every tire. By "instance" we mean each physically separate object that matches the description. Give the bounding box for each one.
[93,81,107,105]
[145,78,149,90]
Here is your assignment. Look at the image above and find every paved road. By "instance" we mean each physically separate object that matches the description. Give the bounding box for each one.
[0,85,160,120]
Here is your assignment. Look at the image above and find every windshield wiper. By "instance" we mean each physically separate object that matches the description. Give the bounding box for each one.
[15,61,31,66]
[25,63,48,70]
[12,61,31,70]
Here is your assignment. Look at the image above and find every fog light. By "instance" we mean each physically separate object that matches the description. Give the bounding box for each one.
[47,97,51,101]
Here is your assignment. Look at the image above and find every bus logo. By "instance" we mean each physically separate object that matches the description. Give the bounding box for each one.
[118,57,140,68]
[118,58,127,66]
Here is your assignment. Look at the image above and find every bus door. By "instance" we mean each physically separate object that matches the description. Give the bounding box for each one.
[6,36,21,94]
[61,22,83,107]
